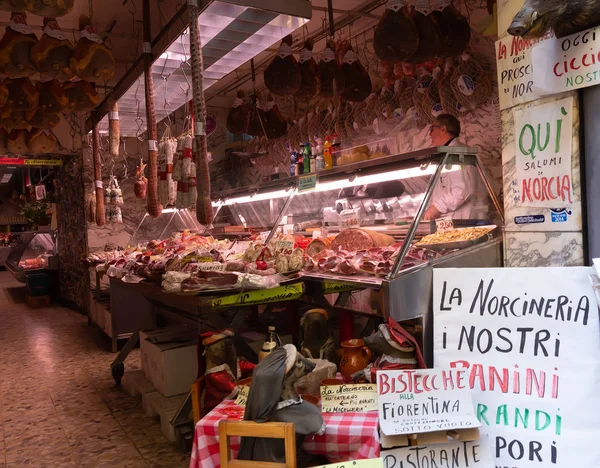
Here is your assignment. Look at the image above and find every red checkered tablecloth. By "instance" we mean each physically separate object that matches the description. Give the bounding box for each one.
[189,400,380,468]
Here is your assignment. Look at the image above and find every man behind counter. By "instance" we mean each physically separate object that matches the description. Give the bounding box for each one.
[423,114,478,220]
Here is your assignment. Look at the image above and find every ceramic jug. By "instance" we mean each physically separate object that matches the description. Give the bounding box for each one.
[339,339,372,380]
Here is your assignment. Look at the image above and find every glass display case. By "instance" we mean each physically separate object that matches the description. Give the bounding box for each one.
[5,231,57,282]
[211,145,503,279]
[210,146,504,366]
[129,208,208,246]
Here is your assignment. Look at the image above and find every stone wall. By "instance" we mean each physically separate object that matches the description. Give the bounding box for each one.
[55,151,89,310]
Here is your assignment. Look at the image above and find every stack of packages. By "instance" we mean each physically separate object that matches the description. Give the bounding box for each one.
[157,128,178,207]
[104,175,123,223]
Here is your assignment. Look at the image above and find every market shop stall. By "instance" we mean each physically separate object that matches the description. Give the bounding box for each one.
[212,145,504,364]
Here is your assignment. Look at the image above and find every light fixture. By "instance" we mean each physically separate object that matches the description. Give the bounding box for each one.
[96,0,311,136]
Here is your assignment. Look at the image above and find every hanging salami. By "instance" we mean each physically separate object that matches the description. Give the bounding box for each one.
[189,0,213,225]
[92,123,105,226]
[142,0,162,218]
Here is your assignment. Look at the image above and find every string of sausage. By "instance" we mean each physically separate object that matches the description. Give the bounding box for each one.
[143,0,162,218]
[109,102,119,158]
[92,122,106,226]
[188,0,213,225]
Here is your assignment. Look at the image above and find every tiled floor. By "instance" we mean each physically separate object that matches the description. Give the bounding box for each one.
[0,272,190,468]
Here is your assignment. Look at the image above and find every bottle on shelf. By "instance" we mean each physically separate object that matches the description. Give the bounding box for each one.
[316,152,325,172]
[290,150,297,177]
[303,142,312,174]
[258,326,283,362]
[309,145,316,173]
[272,165,280,180]
[323,135,333,169]
[296,147,304,175]
[331,134,341,166]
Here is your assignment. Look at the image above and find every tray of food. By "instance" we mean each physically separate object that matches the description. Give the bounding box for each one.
[415,225,498,251]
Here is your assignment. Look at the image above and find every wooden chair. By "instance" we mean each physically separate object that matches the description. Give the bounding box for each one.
[218,420,296,468]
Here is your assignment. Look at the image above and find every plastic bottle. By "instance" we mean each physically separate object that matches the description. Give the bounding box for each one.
[332,134,341,166]
[296,148,304,175]
[258,326,283,362]
[290,151,297,177]
[316,153,325,172]
[303,143,312,174]
[310,146,316,173]
[323,135,333,169]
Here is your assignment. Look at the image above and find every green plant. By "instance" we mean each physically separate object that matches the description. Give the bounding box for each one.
[20,200,50,226]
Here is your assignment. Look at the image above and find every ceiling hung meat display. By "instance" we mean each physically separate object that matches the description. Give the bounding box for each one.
[227,0,492,165]
[95,0,311,136]
[0,10,114,155]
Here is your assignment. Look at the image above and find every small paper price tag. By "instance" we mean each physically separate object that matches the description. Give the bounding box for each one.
[339,208,360,230]
[259,231,270,241]
[435,216,454,233]
[283,224,294,235]
[276,239,295,256]
[312,230,322,239]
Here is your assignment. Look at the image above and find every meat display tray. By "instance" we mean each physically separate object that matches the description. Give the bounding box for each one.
[416,226,498,251]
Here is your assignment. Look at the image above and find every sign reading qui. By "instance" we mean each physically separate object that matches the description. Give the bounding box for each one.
[513,96,573,207]
[434,267,600,468]
[320,383,378,414]
[376,369,480,436]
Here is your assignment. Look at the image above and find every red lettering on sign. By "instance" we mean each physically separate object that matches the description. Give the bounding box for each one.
[521,176,572,204]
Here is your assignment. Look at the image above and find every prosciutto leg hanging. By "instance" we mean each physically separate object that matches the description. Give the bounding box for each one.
[189,1,213,225]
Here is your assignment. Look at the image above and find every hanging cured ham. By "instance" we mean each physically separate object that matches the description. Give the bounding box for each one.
[0,12,38,78]
[318,40,345,97]
[7,129,29,154]
[71,15,115,82]
[297,39,321,98]
[406,1,443,63]
[226,90,249,135]
[339,42,371,102]
[264,35,301,96]
[26,79,68,129]
[264,97,287,139]
[29,128,58,154]
[4,78,38,111]
[0,0,74,16]
[188,0,213,225]
[63,80,101,111]
[431,0,471,56]
[31,18,75,81]
[247,95,267,138]
[374,0,419,62]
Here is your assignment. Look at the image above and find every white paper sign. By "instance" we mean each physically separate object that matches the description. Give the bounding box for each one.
[532,27,600,95]
[382,440,495,468]
[434,267,600,468]
[513,97,573,207]
[377,369,481,436]
[495,34,551,110]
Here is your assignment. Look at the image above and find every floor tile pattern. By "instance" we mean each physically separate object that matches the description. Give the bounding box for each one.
[0,272,190,467]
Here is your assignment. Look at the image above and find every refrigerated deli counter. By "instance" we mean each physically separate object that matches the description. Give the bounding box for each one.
[212,146,504,365]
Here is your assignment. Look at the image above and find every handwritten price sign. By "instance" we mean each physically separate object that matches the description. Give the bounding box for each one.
[435,217,454,233]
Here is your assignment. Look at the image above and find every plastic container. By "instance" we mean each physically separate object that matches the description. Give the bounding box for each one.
[323,136,333,169]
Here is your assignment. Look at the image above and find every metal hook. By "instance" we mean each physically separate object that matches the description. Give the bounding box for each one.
[123,0,137,16]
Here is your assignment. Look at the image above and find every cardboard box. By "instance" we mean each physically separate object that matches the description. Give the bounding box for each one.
[140,327,198,397]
